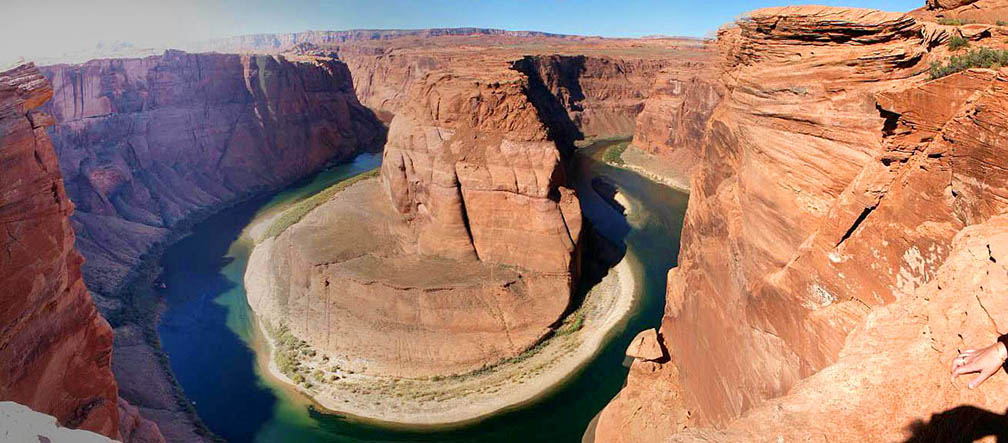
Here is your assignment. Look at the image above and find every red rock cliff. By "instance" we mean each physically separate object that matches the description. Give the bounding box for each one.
[598,5,1008,441]
[630,58,722,185]
[40,51,385,298]
[0,62,149,440]
[181,31,712,140]
[380,60,583,274]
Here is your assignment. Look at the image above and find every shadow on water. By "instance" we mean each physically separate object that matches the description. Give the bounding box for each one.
[156,141,689,442]
[904,406,1008,442]
[157,193,277,442]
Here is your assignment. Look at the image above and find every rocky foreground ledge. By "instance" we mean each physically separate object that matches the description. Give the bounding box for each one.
[596,2,1008,441]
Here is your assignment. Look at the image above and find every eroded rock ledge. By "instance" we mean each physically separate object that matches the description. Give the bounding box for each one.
[598,4,1008,441]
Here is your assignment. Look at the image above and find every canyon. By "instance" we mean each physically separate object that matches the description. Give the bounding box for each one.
[6,28,717,439]
[240,35,715,423]
[40,51,386,300]
[7,0,1008,440]
[596,1,1008,441]
[34,51,386,441]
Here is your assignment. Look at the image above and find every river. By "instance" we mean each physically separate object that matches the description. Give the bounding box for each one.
[155,140,688,442]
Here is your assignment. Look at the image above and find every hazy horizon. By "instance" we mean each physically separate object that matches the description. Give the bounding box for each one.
[2,0,923,64]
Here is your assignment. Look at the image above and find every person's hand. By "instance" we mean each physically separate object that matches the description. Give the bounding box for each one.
[950,341,1008,389]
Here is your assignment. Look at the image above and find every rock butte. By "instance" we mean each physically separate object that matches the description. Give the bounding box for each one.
[244,36,716,383]
[0,62,163,442]
[595,1,1008,441]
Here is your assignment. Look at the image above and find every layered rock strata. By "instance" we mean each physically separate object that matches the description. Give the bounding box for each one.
[0,62,162,442]
[37,50,382,441]
[0,61,120,438]
[598,4,1008,441]
[40,50,385,298]
[339,44,702,139]
[381,63,583,273]
[914,0,1008,23]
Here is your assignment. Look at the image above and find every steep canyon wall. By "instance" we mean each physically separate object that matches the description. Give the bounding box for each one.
[40,51,386,299]
[598,4,1008,441]
[0,62,162,442]
[36,50,384,441]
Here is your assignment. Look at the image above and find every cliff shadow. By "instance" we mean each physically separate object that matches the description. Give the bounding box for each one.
[557,218,627,326]
[511,55,586,155]
[553,143,635,329]
[904,405,1008,442]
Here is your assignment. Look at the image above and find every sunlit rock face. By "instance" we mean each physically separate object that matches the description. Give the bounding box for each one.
[597,4,1008,442]
[631,61,722,185]
[1,62,119,439]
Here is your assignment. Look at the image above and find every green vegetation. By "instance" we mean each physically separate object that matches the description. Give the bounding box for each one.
[602,141,629,166]
[998,20,1007,26]
[264,168,380,239]
[555,309,585,336]
[929,47,1008,79]
[266,322,312,378]
[948,35,971,51]
[937,18,975,26]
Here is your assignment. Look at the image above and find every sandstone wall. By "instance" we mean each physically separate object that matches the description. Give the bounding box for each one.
[0,61,120,438]
[380,62,583,274]
[342,50,681,139]
[0,62,162,442]
[245,37,714,381]
[630,61,722,185]
[181,31,709,142]
[244,58,594,377]
[246,178,573,377]
[40,51,385,298]
[670,212,1008,440]
[597,5,1008,441]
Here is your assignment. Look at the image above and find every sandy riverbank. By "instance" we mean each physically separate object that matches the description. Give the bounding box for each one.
[241,178,641,426]
[618,145,692,192]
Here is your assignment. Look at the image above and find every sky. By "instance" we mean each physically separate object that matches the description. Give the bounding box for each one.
[1,0,924,64]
